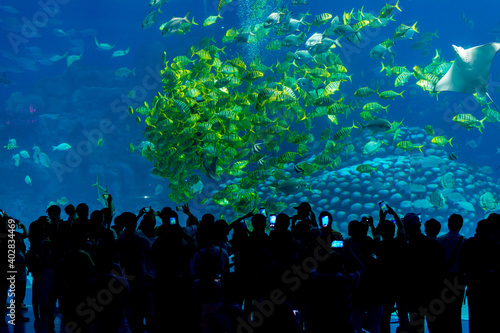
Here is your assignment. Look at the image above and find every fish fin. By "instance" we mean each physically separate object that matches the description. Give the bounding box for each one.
[395,0,402,12]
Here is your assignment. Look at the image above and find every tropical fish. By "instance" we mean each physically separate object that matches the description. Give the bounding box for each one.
[378,90,404,99]
[356,164,378,173]
[431,136,453,147]
[203,14,222,26]
[111,47,130,58]
[160,11,197,36]
[49,52,68,62]
[362,139,385,156]
[4,139,18,150]
[397,141,423,153]
[264,6,286,28]
[441,172,455,189]
[94,36,116,50]
[424,125,434,136]
[52,143,72,151]
[12,154,20,167]
[271,178,309,195]
[67,53,82,67]
[369,43,393,59]
[430,190,445,208]
[452,114,486,133]
[115,67,136,77]
[356,118,391,134]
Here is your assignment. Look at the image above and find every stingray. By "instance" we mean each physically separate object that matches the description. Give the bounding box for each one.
[434,42,500,110]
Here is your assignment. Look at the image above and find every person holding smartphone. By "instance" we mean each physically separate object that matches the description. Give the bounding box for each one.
[373,202,408,333]
[317,211,343,245]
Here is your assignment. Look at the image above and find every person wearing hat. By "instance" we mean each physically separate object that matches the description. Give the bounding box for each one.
[290,202,319,262]
[290,202,318,238]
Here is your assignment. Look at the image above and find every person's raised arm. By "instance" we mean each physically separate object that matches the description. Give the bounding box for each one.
[367,215,379,240]
[387,205,405,238]
[229,210,254,230]
[18,221,28,239]
[106,194,115,215]
[181,203,199,226]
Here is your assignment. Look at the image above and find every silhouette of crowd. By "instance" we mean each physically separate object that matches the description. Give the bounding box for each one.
[2,196,500,333]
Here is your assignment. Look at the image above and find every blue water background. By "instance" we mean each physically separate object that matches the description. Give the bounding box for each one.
[1,0,499,235]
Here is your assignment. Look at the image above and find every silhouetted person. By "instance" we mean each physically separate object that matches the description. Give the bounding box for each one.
[64,204,77,223]
[305,239,365,333]
[436,214,466,333]
[239,214,269,303]
[88,251,131,333]
[61,225,94,333]
[374,205,406,333]
[352,237,384,333]
[116,212,150,333]
[269,213,296,271]
[47,205,63,240]
[459,219,499,333]
[26,216,53,325]
[179,203,199,238]
[73,203,90,243]
[152,222,197,332]
[400,213,446,333]
[425,218,441,239]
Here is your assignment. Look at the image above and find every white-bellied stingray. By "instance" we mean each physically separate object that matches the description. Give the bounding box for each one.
[434,42,500,110]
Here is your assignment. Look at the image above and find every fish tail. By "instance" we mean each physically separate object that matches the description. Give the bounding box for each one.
[412,21,419,33]
[479,117,486,128]
[395,0,402,12]
[380,61,386,73]
[418,145,423,153]
[399,90,405,98]
[334,36,342,48]
[189,46,196,58]
[354,121,362,134]
[449,138,453,147]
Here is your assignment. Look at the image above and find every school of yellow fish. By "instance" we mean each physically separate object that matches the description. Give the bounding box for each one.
[131,1,500,214]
